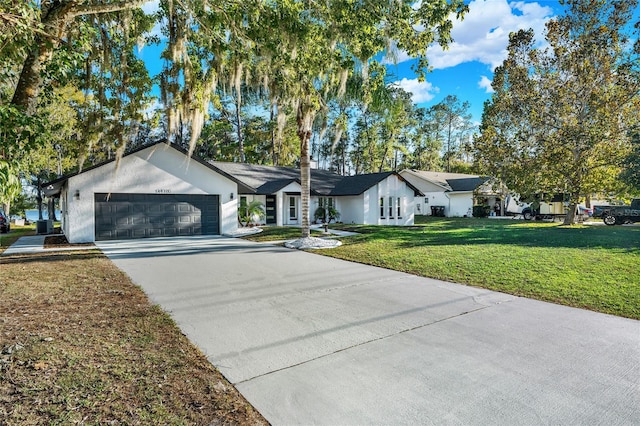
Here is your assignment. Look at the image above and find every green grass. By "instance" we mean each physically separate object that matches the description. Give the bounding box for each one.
[0,224,36,250]
[242,226,323,242]
[321,217,640,319]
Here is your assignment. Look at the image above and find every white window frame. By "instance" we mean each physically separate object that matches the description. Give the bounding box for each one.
[289,196,297,220]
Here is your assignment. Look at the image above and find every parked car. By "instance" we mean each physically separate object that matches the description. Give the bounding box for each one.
[602,199,640,226]
[0,209,10,233]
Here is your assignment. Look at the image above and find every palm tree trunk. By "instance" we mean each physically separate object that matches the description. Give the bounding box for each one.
[296,97,316,239]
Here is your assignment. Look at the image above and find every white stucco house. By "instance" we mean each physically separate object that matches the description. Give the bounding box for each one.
[212,161,421,228]
[43,141,422,243]
[399,169,500,217]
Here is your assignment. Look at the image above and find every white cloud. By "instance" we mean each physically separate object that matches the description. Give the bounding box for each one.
[390,78,439,104]
[478,75,494,93]
[140,0,164,42]
[141,0,160,15]
[391,0,555,71]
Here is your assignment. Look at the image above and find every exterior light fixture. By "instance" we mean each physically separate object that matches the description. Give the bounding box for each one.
[74,190,80,200]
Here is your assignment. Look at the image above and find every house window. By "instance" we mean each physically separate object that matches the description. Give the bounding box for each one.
[389,196,394,218]
[289,197,297,220]
[319,197,334,209]
[424,197,429,204]
[240,196,248,217]
[380,197,385,218]
[397,197,401,218]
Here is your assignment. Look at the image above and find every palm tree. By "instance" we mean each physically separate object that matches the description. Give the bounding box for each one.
[238,200,265,227]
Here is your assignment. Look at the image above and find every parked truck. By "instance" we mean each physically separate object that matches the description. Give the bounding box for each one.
[601,199,640,226]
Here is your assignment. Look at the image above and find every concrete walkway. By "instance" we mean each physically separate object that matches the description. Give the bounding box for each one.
[1,235,95,256]
[96,236,640,426]
[1,235,47,255]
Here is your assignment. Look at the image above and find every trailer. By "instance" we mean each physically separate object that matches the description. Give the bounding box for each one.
[505,194,591,221]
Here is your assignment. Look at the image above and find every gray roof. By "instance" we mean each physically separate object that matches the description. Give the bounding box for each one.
[210,162,345,195]
[211,162,421,196]
[331,172,395,196]
[41,140,422,198]
[447,177,490,192]
[401,169,491,193]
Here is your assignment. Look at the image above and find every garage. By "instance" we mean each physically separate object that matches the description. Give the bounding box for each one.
[95,193,220,241]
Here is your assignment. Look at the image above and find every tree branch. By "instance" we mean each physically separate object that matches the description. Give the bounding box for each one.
[68,0,147,18]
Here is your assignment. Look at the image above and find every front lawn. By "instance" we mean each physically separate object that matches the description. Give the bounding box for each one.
[322,218,640,319]
[0,250,267,424]
[0,224,36,251]
[241,225,323,242]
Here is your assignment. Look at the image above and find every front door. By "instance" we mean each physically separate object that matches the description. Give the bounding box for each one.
[287,196,298,224]
[266,195,277,225]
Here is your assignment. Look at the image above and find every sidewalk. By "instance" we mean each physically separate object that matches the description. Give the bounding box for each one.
[1,235,95,256]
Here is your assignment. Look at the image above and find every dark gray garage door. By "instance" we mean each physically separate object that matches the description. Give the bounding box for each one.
[95,193,219,241]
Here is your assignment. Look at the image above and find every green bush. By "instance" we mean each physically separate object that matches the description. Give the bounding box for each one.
[473,205,491,218]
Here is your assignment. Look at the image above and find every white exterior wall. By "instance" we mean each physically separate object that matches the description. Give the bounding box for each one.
[364,175,415,225]
[448,192,474,217]
[415,192,473,217]
[417,192,450,216]
[278,182,302,226]
[64,144,238,243]
[339,196,364,224]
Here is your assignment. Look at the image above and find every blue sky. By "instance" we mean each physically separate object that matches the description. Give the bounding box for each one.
[387,0,562,122]
[140,0,565,123]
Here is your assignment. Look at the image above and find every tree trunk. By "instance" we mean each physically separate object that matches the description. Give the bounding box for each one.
[11,37,56,114]
[299,130,311,238]
[564,192,580,225]
[36,176,44,221]
[11,1,145,115]
[564,202,578,225]
[235,94,245,162]
[48,198,57,221]
[270,103,277,165]
[296,98,316,239]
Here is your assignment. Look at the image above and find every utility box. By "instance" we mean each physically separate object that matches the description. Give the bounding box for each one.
[431,206,446,217]
[36,220,54,235]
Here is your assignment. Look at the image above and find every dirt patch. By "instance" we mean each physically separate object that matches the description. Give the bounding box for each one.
[43,234,95,248]
[0,251,268,425]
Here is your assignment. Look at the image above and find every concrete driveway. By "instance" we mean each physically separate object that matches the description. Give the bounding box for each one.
[97,236,640,425]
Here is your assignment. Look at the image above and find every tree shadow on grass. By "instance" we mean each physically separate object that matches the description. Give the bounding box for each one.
[345,220,640,252]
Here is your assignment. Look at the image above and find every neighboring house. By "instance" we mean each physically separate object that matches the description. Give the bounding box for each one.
[211,162,421,227]
[399,169,500,217]
[43,141,421,243]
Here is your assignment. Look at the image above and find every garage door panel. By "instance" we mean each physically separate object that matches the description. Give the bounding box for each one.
[95,193,219,241]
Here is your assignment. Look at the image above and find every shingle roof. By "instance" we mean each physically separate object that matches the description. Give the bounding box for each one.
[210,162,347,195]
[402,169,489,193]
[447,177,490,192]
[331,172,395,196]
[42,140,422,198]
[209,162,420,196]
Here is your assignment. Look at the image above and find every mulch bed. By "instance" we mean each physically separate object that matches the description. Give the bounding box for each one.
[43,235,95,248]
